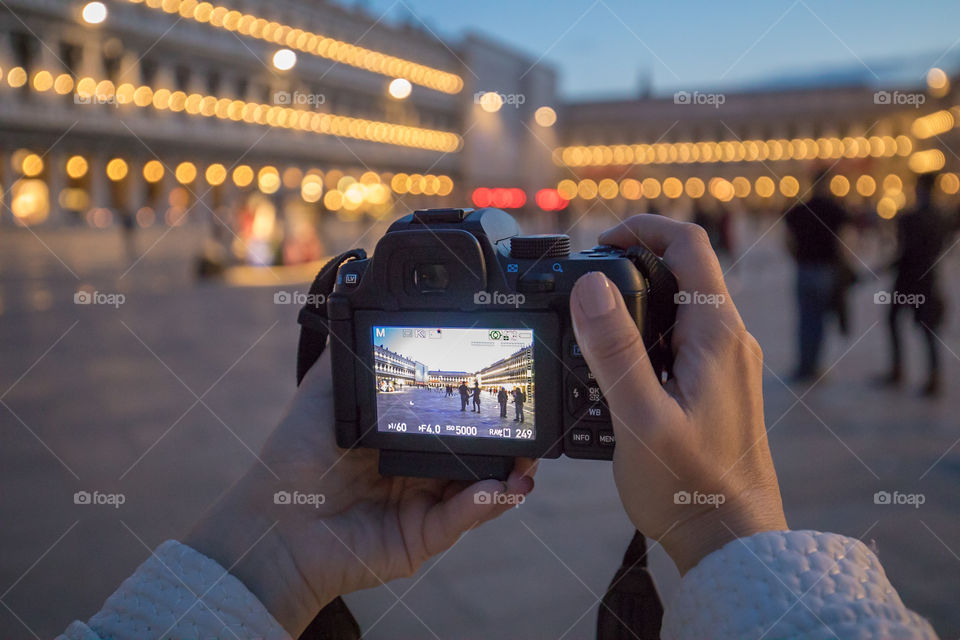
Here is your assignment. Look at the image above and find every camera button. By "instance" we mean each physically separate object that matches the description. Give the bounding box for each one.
[566,375,588,413]
[582,403,609,421]
[598,431,616,447]
[570,429,592,446]
[569,341,583,359]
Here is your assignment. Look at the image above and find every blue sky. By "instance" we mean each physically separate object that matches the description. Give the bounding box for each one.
[356,0,960,99]
[374,326,533,372]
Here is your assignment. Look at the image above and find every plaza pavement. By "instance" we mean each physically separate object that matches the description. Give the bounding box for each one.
[1,218,958,639]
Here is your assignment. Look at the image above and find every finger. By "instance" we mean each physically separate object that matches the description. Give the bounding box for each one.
[423,478,531,555]
[511,457,539,481]
[599,214,727,296]
[570,272,667,413]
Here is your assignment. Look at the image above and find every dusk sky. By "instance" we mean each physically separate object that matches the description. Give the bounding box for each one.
[374,326,534,372]
[359,0,960,99]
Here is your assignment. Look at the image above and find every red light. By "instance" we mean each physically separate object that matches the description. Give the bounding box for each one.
[536,188,569,211]
[491,188,511,208]
[474,187,527,209]
[472,187,492,208]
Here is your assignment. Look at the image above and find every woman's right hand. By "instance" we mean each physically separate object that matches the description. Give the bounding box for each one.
[569,214,787,574]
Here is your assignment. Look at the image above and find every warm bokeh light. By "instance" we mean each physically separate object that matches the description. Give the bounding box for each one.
[663,177,683,199]
[641,178,661,199]
[557,179,578,200]
[143,160,165,182]
[534,106,557,127]
[232,165,254,187]
[620,178,641,200]
[175,161,197,184]
[829,175,850,197]
[21,153,44,177]
[755,176,775,198]
[908,149,946,173]
[577,179,598,199]
[938,172,960,195]
[598,178,619,199]
[301,174,324,203]
[272,48,297,71]
[205,163,227,186]
[882,174,903,193]
[877,196,898,219]
[388,78,412,100]
[81,1,108,24]
[779,176,800,198]
[66,155,88,179]
[927,67,949,97]
[911,110,954,139]
[106,158,128,181]
[732,176,751,198]
[258,166,280,194]
[856,175,876,197]
[479,91,503,113]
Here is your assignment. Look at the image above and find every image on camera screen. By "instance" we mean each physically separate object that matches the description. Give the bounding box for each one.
[372,326,535,440]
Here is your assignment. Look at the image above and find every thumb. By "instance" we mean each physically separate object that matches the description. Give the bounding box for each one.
[570,272,666,419]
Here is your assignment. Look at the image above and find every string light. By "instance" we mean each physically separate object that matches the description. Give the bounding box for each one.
[555,134,914,167]
[121,0,463,94]
[1,67,461,152]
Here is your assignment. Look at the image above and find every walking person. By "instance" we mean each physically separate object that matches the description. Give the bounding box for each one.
[785,169,851,381]
[497,386,508,418]
[471,382,481,412]
[458,381,469,411]
[512,386,526,423]
[875,172,948,396]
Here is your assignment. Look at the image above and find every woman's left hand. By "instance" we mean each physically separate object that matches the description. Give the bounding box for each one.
[185,352,537,636]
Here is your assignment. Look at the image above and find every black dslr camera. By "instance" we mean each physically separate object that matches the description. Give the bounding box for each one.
[301,207,678,480]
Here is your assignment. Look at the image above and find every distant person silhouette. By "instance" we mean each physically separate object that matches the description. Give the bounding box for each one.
[458,381,469,411]
[785,169,851,381]
[512,386,526,423]
[875,172,948,396]
[497,387,508,418]
[471,382,481,412]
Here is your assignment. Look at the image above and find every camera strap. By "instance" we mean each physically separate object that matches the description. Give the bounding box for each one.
[294,249,366,640]
[296,248,366,385]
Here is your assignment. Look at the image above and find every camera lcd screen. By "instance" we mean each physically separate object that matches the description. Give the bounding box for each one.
[372,326,535,440]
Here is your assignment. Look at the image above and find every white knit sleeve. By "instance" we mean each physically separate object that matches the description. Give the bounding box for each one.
[662,530,937,640]
[57,540,290,640]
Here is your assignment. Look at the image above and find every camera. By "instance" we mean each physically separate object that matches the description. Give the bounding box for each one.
[309,207,678,480]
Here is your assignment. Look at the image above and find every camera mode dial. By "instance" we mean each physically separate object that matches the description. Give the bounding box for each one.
[509,234,571,259]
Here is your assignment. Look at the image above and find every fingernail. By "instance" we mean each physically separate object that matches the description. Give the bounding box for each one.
[575,272,617,319]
